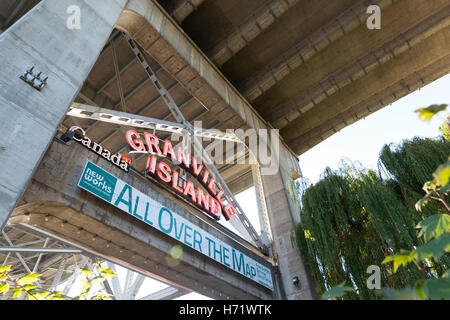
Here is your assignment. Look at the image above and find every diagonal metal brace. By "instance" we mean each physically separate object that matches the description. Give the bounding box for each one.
[122,32,266,252]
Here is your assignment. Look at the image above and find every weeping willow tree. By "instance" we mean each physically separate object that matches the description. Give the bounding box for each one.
[295,137,450,299]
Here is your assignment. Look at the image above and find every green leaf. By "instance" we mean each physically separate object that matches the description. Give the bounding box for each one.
[0,282,10,295]
[433,160,450,188]
[12,287,22,298]
[417,214,450,242]
[91,276,106,284]
[415,192,433,212]
[322,282,354,300]
[414,281,427,300]
[423,278,450,300]
[93,260,102,266]
[415,104,448,121]
[383,286,426,300]
[23,285,37,292]
[99,267,116,278]
[382,250,417,273]
[80,279,91,292]
[91,293,112,300]
[47,291,65,300]
[416,234,450,261]
[0,265,12,273]
[80,269,92,276]
[17,273,41,286]
[31,290,50,300]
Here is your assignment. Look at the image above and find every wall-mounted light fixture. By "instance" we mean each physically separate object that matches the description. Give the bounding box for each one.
[54,129,75,146]
[292,276,301,289]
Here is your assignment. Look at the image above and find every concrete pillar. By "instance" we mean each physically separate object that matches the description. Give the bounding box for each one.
[0,0,128,229]
[260,147,317,300]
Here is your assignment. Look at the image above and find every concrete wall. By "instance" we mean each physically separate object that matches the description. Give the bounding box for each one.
[0,0,128,229]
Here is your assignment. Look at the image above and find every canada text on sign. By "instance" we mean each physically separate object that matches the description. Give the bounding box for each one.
[77,160,274,290]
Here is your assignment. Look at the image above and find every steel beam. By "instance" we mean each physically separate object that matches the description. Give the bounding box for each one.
[0,247,82,254]
[67,103,241,143]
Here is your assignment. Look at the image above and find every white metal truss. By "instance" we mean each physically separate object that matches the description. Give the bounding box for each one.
[67,103,241,143]
[0,224,193,300]
[119,32,265,251]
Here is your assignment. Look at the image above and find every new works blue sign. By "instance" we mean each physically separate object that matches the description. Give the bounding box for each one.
[78,160,274,290]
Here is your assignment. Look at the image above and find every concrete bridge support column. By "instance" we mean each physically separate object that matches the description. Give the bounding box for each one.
[0,0,128,229]
[260,148,317,300]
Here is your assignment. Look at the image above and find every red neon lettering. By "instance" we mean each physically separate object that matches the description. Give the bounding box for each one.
[223,204,236,221]
[197,188,210,211]
[157,162,171,183]
[215,189,224,206]
[207,177,217,196]
[209,198,222,220]
[183,181,197,202]
[191,157,203,176]
[163,140,177,161]
[171,170,184,193]
[201,170,209,185]
[144,132,161,154]
[126,130,145,151]
[145,155,157,174]
[177,147,190,169]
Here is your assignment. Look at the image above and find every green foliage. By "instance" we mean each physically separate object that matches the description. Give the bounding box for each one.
[322,282,354,300]
[0,260,116,300]
[417,214,450,242]
[416,160,450,212]
[295,137,450,300]
[416,234,450,261]
[423,277,450,300]
[439,115,450,141]
[382,250,417,273]
[415,104,447,121]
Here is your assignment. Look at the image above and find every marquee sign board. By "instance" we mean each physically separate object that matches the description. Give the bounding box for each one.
[78,160,274,291]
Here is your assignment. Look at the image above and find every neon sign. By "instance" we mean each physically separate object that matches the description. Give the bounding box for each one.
[125,130,237,221]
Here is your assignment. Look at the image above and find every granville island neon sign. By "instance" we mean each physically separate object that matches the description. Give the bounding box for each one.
[69,126,237,222]
[69,128,274,289]
[125,129,237,222]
